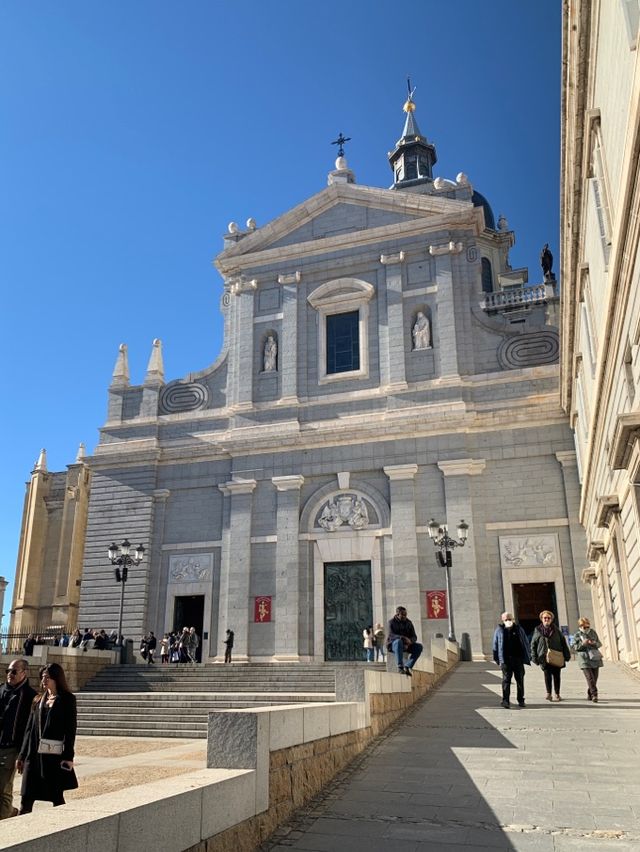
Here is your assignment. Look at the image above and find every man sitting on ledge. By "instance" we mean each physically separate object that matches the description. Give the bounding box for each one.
[387,606,423,677]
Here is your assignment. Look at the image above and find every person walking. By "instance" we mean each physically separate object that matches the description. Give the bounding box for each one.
[387,606,423,676]
[187,627,199,663]
[362,627,374,662]
[16,663,78,813]
[223,629,234,664]
[573,616,604,702]
[373,623,386,662]
[160,634,169,664]
[0,660,36,819]
[146,632,157,664]
[492,612,531,708]
[530,610,571,702]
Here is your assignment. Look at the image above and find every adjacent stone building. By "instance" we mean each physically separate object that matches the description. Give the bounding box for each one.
[561,0,640,668]
[12,92,588,660]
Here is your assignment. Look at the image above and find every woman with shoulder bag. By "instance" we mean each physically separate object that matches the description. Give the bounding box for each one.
[16,663,78,813]
[530,610,571,702]
[573,616,603,702]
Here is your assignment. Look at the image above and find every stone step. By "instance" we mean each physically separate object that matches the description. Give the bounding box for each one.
[77,726,207,739]
[77,693,334,706]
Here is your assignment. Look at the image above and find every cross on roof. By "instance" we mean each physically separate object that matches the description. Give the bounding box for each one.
[331,132,351,157]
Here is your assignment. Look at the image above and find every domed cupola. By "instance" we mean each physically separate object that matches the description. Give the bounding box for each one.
[388,81,437,189]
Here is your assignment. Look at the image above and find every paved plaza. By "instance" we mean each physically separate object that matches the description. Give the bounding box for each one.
[265,661,640,851]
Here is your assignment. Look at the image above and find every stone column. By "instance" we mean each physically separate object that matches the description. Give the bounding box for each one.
[431,242,463,379]
[437,459,485,658]
[379,252,407,390]
[556,451,592,621]
[272,474,304,660]
[227,279,257,410]
[146,489,171,637]
[384,464,420,638]
[278,273,300,403]
[217,479,256,661]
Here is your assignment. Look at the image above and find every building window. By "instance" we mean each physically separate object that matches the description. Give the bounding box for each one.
[308,277,375,385]
[590,123,612,266]
[481,257,493,293]
[622,0,640,49]
[326,311,359,374]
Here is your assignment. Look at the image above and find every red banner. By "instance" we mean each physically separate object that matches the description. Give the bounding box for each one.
[254,596,272,623]
[426,590,448,619]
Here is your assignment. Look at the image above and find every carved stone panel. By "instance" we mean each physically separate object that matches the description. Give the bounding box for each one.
[316,494,371,531]
[499,534,560,569]
[169,553,213,583]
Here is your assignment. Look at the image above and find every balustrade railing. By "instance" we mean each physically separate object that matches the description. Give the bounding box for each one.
[481,283,553,311]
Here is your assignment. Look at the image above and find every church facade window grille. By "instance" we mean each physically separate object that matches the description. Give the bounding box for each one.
[326,310,359,375]
[481,257,493,293]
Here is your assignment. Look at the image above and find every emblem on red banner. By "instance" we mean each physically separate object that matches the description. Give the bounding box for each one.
[254,596,272,622]
[426,590,448,619]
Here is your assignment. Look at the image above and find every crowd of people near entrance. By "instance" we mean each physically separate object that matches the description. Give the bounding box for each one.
[493,609,604,707]
[22,629,117,656]
[144,627,200,664]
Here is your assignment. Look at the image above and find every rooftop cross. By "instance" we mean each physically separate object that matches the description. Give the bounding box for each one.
[331,132,351,157]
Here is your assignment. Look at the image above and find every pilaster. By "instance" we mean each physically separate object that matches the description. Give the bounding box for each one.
[379,252,408,390]
[384,464,420,635]
[437,458,484,658]
[280,281,299,402]
[555,451,592,621]
[236,284,256,408]
[432,249,460,378]
[272,475,304,660]
[217,479,257,661]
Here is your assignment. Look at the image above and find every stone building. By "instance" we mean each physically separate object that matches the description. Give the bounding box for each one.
[561,0,640,668]
[10,447,90,631]
[13,92,588,660]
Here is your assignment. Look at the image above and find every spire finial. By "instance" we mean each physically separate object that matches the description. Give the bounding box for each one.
[144,338,165,387]
[76,442,86,463]
[111,343,130,388]
[33,448,47,473]
[404,77,416,113]
[331,132,351,158]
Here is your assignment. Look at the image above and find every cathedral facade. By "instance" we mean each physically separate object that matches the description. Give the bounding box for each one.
[12,95,589,660]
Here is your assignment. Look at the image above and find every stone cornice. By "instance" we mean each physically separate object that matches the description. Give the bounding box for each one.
[594,495,620,529]
[555,450,577,467]
[379,251,405,265]
[581,565,598,583]
[587,540,606,561]
[383,464,418,481]
[216,208,481,275]
[437,459,486,477]
[609,411,640,471]
[277,271,301,285]
[429,241,463,256]
[218,479,257,496]
[153,489,171,501]
[272,475,305,491]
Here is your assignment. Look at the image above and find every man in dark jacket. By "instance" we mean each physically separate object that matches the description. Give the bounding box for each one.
[387,606,423,676]
[0,659,36,818]
[492,612,531,708]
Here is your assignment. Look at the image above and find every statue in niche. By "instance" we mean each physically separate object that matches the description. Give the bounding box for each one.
[263,334,277,372]
[412,311,431,350]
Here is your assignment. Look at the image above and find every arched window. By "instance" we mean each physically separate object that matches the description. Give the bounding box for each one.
[481,257,493,293]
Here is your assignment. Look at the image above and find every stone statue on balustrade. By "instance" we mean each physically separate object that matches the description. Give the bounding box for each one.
[412,311,431,350]
[540,244,555,282]
[263,334,277,372]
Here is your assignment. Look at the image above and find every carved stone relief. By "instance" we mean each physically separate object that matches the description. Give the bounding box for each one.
[169,553,213,583]
[499,534,559,569]
[317,494,369,531]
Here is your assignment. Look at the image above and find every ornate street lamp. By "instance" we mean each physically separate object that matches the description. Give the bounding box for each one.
[108,539,145,654]
[427,519,469,643]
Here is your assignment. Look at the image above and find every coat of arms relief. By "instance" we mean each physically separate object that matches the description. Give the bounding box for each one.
[318,494,369,532]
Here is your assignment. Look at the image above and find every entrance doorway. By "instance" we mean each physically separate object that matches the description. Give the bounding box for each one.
[324,561,372,661]
[173,595,204,662]
[512,582,557,638]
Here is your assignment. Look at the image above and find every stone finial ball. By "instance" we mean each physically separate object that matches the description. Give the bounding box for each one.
[433,177,445,189]
[246,218,257,230]
[335,155,348,171]
[228,222,239,234]
[456,172,469,186]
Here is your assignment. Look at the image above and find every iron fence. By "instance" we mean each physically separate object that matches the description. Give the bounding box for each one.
[0,626,72,656]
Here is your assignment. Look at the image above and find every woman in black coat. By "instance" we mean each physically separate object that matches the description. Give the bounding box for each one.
[530,610,572,702]
[16,663,78,812]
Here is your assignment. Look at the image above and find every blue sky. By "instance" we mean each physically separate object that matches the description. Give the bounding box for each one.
[0,1,561,615]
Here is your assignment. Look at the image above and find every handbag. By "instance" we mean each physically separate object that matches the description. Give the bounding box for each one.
[38,738,64,755]
[587,648,603,662]
[545,647,565,667]
[37,698,64,755]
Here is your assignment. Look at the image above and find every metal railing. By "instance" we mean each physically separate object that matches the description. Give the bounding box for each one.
[0,627,72,656]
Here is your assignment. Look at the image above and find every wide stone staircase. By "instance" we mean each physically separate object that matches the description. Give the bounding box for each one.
[77,663,338,738]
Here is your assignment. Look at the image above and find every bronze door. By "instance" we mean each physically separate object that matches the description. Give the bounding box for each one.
[324,561,373,661]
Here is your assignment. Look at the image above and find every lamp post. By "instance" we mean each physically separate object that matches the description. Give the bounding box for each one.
[427,519,469,643]
[108,539,145,652]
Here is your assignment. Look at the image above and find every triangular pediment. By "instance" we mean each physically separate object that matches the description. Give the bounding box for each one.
[216,183,478,272]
